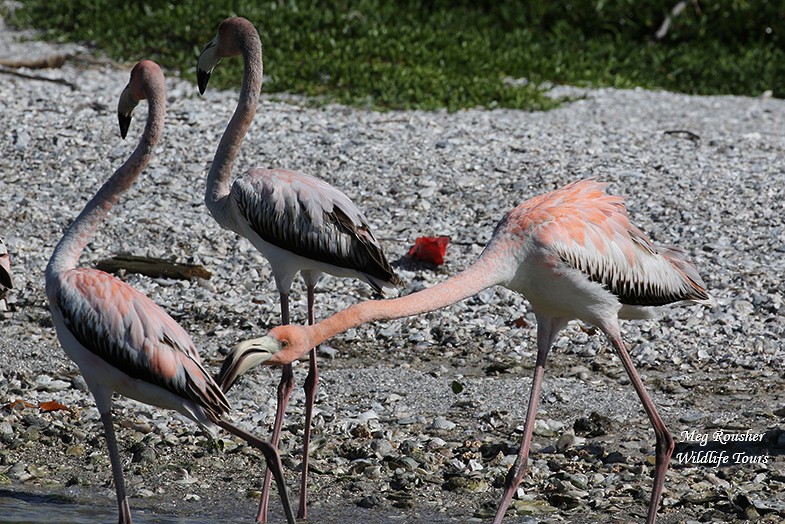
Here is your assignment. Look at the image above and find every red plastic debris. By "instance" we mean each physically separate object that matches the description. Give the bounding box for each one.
[408,236,450,265]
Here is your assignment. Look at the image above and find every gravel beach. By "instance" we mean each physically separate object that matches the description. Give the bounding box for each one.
[1,13,784,524]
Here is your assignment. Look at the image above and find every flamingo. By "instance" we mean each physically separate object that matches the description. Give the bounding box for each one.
[44,60,295,524]
[196,16,400,521]
[218,179,712,524]
[0,236,11,308]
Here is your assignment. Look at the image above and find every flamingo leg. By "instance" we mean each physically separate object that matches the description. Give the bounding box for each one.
[606,330,674,524]
[100,411,133,524]
[299,284,319,519]
[258,292,296,523]
[215,419,296,524]
[492,315,565,524]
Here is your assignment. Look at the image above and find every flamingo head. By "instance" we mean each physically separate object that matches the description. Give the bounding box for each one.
[197,17,260,95]
[117,60,164,139]
[216,325,310,392]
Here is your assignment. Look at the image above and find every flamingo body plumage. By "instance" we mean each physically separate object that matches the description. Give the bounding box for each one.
[50,268,227,423]
[45,60,294,524]
[220,179,711,524]
[230,167,400,293]
[494,180,708,322]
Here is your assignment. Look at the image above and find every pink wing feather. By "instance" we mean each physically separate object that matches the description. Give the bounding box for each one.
[54,268,229,418]
[510,180,709,306]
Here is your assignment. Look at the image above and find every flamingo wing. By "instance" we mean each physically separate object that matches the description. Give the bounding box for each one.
[233,169,400,291]
[55,268,230,418]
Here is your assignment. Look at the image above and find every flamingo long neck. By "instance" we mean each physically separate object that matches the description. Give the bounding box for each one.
[46,94,165,278]
[304,250,511,348]
[204,31,263,228]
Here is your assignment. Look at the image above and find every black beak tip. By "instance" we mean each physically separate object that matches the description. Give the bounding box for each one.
[118,113,131,139]
[218,374,236,393]
[216,361,234,392]
[221,379,234,393]
[197,69,211,95]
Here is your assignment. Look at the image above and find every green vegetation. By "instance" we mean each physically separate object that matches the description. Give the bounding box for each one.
[6,1,785,111]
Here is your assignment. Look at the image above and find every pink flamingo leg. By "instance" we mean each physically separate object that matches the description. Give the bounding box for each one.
[100,411,133,524]
[258,292,296,524]
[605,328,674,524]
[299,284,319,519]
[215,419,295,523]
[492,315,565,524]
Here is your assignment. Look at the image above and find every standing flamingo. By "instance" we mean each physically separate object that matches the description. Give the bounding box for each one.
[218,179,712,524]
[197,16,400,521]
[44,60,294,524]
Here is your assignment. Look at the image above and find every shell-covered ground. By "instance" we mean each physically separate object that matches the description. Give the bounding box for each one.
[1,14,784,524]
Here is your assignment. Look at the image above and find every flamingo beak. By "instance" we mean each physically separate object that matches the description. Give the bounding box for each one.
[117,83,138,139]
[196,69,211,96]
[217,336,283,392]
[196,37,220,95]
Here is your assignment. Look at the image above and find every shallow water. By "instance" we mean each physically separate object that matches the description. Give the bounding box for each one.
[0,488,482,524]
[0,490,218,524]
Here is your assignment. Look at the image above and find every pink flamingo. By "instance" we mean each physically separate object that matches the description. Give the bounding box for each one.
[218,179,712,524]
[197,17,400,522]
[44,60,294,524]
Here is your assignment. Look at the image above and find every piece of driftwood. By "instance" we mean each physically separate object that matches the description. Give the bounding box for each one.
[96,255,212,281]
[664,129,701,142]
[0,65,78,90]
[0,54,67,69]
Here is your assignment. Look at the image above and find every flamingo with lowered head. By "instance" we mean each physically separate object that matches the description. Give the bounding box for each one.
[197,16,400,522]
[219,179,712,524]
[45,60,294,524]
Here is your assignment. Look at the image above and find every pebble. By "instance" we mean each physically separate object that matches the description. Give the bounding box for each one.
[370,438,393,455]
[555,432,576,452]
[34,374,71,392]
[679,411,706,423]
[0,421,14,441]
[431,416,456,430]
